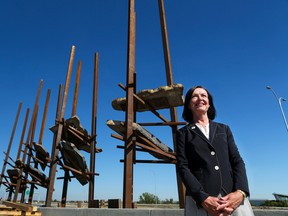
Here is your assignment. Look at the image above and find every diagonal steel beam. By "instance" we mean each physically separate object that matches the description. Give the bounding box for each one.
[158,0,185,208]
[45,45,75,207]
[0,102,22,189]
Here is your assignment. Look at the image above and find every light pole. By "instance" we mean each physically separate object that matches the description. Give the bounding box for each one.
[266,86,288,131]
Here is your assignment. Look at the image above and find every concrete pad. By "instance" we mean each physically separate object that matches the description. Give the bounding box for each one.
[39,207,288,216]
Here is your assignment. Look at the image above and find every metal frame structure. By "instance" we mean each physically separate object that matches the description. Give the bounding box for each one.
[0,46,101,207]
[115,0,185,208]
[45,46,101,208]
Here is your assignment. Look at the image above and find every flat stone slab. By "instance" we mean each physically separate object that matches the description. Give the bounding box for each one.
[60,140,89,185]
[112,84,184,112]
[50,115,102,154]
[34,143,50,171]
[106,120,173,160]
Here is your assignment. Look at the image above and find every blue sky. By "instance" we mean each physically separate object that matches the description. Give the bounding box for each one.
[1,0,288,202]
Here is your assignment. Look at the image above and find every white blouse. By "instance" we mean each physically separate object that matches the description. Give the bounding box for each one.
[196,123,210,139]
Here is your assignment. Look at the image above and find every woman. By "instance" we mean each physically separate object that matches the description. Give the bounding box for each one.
[176,86,254,216]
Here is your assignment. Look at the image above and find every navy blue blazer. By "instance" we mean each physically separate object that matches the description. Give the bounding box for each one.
[176,121,250,205]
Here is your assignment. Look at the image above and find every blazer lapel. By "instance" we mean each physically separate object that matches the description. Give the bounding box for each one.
[209,121,217,144]
[189,123,210,143]
[189,121,218,147]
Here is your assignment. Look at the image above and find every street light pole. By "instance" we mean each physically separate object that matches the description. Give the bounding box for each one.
[266,86,288,131]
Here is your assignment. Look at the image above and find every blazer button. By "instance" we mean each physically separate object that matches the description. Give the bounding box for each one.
[211,151,215,156]
[214,166,219,170]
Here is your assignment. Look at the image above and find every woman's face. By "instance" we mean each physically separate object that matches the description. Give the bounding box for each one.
[189,87,210,115]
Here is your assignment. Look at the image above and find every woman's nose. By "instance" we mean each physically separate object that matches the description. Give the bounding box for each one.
[199,95,204,100]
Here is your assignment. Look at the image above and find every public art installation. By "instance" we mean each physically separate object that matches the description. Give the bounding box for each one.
[106,0,186,208]
[0,0,186,211]
[45,48,101,208]
[0,47,102,210]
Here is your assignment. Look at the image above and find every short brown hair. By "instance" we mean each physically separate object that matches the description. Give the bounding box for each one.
[182,85,216,123]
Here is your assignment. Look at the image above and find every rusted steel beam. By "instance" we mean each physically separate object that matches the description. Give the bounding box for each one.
[45,84,62,206]
[24,105,39,166]
[158,0,173,84]
[22,105,39,203]
[61,170,69,207]
[60,58,82,208]
[121,159,176,164]
[88,52,99,207]
[0,102,22,189]
[12,107,35,202]
[72,60,82,116]
[29,89,51,205]
[61,60,81,207]
[111,133,124,141]
[59,163,88,177]
[16,108,30,160]
[51,84,63,160]
[117,145,174,160]
[60,59,83,207]
[123,0,136,209]
[135,142,176,160]
[60,60,84,207]
[158,0,185,208]
[138,122,186,126]
[13,80,43,202]
[38,89,51,145]
[22,79,43,162]
[8,108,31,201]
[45,45,75,207]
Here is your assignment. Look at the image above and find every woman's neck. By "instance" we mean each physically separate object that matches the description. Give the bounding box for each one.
[194,115,209,126]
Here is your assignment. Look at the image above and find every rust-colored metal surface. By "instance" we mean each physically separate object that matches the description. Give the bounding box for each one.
[122,0,136,208]
[88,52,99,208]
[112,0,185,208]
[28,88,51,205]
[13,80,43,203]
[0,102,22,190]
[72,60,82,116]
[158,0,185,208]
[45,45,75,207]
[44,46,101,208]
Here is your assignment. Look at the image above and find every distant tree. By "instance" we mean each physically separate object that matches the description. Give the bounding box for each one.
[162,198,174,204]
[139,192,160,204]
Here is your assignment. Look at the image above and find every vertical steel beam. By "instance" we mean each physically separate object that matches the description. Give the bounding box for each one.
[13,80,43,202]
[0,102,22,189]
[158,0,173,84]
[123,0,136,208]
[88,52,99,207]
[72,60,82,116]
[45,45,75,207]
[47,84,62,206]
[61,60,82,207]
[51,84,63,161]
[38,89,51,145]
[13,106,37,202]
[16,108,30,160]
[25,105,39,203]
[60,170,69,207]
[28,89,51,204]
[21,105,39,203]
[158,0,185,208]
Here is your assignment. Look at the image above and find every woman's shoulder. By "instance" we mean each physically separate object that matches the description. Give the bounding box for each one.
[177,123,191,133]
[211,121,231,131]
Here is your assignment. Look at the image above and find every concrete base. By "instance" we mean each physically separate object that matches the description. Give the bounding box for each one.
[39,207,288,216]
